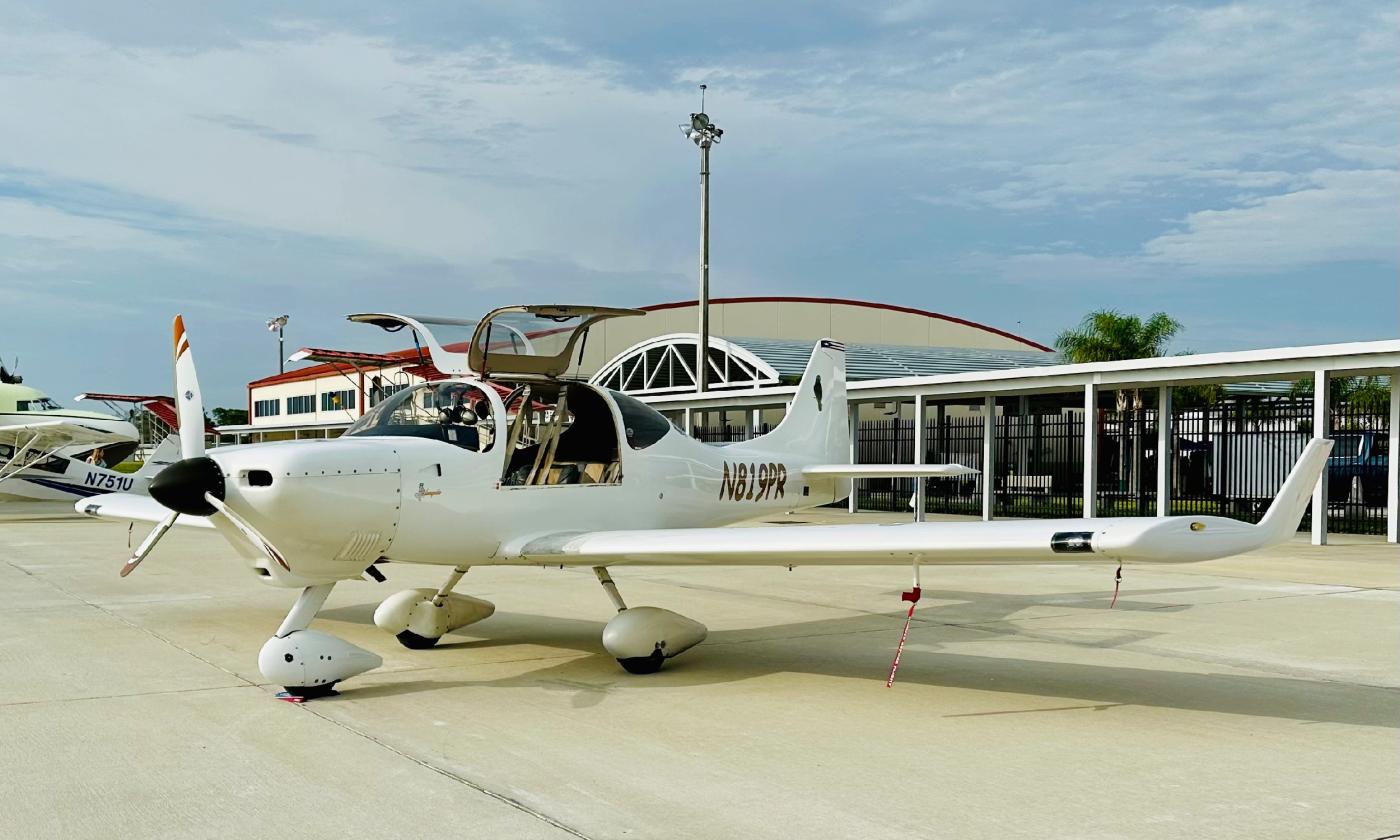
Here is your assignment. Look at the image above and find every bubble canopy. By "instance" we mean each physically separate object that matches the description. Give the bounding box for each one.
[348,305,643,379]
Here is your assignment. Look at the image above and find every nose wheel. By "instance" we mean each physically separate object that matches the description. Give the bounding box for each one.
[395,630,440,650]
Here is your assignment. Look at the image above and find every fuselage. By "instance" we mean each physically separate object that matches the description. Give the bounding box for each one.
[202,378,842,588]
[0,383,142,500]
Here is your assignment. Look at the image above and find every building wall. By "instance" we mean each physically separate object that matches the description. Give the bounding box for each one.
[248,363,422,428]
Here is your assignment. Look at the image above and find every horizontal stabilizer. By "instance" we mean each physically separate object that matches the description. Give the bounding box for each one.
[803,463,978,479]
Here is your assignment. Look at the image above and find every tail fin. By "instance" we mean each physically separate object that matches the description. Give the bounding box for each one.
[730,339,848,463]
[134,434,181,481]
[1255,438,1334,540]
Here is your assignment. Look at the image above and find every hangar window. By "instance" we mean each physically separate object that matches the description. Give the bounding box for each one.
[287,395,315,415]
[321,390,357,412]
[253,399,280,418]
[590,335,780,396]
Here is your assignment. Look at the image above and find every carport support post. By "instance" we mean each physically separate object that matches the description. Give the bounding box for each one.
[1156,385,1172,517]
[1083,383,1098,518]
[683,406,693,437]
[750,408,762,438]
[913,396,926,523]
[848,403,860,514]
[981,396,995,521]
[1312,370,1329,546]
[1387,369,1398,544]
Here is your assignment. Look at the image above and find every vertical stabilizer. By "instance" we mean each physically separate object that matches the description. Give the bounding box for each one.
[729,340,848,465]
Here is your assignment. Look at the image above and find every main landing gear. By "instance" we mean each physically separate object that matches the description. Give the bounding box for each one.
[594,567,707,674]
[373,567,496,649]
[258,583,382,698]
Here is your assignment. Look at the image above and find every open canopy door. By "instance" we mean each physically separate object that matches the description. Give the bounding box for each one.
[347,313,480,377]
[350,306,643,380]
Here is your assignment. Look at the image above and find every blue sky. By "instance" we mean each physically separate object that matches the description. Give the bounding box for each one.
[2,0,1396,409]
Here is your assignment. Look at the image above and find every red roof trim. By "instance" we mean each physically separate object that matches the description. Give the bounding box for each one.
[637,296,1053,352]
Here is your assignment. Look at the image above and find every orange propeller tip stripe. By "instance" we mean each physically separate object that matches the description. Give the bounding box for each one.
[173,314,190,360]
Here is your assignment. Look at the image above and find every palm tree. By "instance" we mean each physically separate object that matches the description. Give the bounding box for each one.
[1055,310,1184,503]
[1055,310,1183,368]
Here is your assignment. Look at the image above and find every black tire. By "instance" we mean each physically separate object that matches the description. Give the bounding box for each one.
[282,682,339,699]
[617,651,666,674]
[396,630,440,650]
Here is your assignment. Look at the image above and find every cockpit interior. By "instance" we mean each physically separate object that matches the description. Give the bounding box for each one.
[345,305,675,490]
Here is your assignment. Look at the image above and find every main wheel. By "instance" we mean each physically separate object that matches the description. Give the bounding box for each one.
[617,650,665,674]
[396,630,441,650]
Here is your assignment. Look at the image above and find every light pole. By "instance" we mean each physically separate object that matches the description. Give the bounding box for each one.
[266,315,290,374]
[680,85,723,393]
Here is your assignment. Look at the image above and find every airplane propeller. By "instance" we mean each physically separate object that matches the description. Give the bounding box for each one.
[121,315,290,576]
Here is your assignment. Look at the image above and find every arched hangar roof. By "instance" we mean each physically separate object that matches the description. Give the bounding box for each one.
[591,334,1064,395]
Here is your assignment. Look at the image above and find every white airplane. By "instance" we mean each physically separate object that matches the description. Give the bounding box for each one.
[78,308,1332,699]
[0,366,145,498]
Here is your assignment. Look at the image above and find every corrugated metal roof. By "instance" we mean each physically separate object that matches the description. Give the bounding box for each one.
[725,337,1063,381]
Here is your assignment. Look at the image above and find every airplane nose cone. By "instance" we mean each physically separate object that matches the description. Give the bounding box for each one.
[149,456,225,516]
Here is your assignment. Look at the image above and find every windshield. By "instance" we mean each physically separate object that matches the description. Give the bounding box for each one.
[17,397,63,411]
[344,382,497,452]
[399,317,480,354]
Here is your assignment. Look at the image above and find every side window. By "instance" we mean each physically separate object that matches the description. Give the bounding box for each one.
[608,390,672,450]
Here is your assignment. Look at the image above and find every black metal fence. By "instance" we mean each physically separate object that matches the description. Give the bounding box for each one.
[695,396,1392,535]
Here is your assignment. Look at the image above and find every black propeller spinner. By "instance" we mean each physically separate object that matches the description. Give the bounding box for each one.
[148,457,225,516]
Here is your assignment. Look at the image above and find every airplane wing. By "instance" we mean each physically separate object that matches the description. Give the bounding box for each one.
[802,463,978,478]
[74,492,214,529]
[507,439,1331,568]
[0,420,130,453]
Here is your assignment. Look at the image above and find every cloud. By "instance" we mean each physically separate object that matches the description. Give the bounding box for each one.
[1143,169,1400,271]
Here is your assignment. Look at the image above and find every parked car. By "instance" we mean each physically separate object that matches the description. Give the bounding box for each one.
[1327,431,1389,507]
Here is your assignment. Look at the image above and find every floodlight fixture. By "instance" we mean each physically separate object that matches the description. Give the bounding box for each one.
[265,315,290,373]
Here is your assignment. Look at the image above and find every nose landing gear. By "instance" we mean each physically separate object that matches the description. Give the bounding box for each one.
[258,583,382,697]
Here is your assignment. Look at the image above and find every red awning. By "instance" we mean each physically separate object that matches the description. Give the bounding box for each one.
[76,393,216,433]
[288,348,403,367]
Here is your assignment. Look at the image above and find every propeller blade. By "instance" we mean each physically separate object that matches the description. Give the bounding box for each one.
[120,511,180,577]
[172,315,206,460]
[204,492,291,572]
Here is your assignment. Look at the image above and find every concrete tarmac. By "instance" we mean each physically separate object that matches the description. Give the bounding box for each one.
[1,502,1396,839]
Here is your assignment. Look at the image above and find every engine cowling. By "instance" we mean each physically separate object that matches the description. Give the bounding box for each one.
[258,630,382,690]
[373,588,496,639]
[602,607,707,673]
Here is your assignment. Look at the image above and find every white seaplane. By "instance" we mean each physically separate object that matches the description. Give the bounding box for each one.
[78,308,1332,698]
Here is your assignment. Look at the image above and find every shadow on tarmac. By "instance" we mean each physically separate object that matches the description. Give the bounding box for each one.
[321,587,1400,729]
